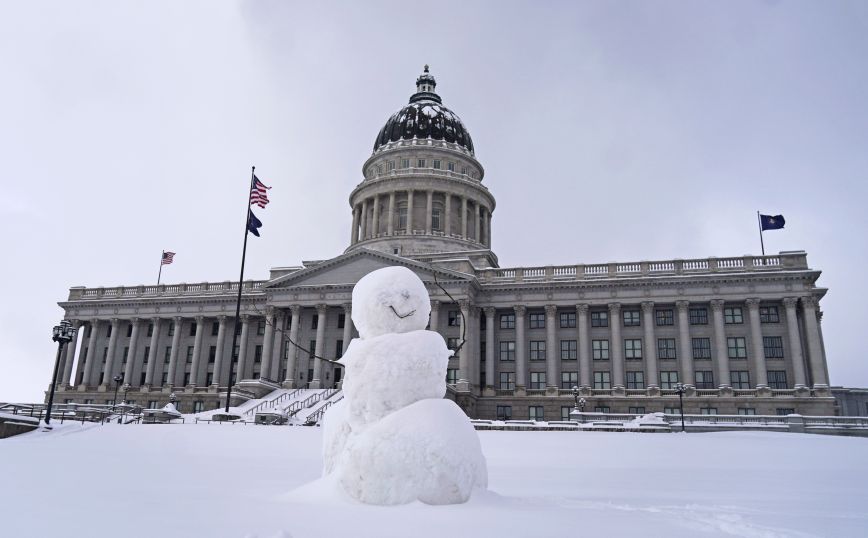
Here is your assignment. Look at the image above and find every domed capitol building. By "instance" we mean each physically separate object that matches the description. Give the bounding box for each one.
[53,67,838,419]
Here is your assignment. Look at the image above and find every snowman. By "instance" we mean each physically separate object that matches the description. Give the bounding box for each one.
[321,266,488,505]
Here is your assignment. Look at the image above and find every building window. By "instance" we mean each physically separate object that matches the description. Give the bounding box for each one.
[256,321,265,336]
[416,158,426,168]
[401,158,410,169]
[447,162,455,172]
[629,406,646,414]
[185,346,194,363]
[692,338,712,360]
[689,308,708,325]
[432,208,442,231]
[446,337,459,351]
[561,371,578,389]
[626,371,645,389]
[657,338,676,359]
[106,324,112,338]
[622,310,640,327]
[499,341,515,361]
[700,407,718,415]
[763,336,784,358]
[398,206,408,229]
[496,405,512,420]
[694,371,715,389]
[724,307,744,324]
[561,406,572,421]
[768,370,788,389]
[529,372,546,389]
[590,311,608,327]
[592,340,609,360]
[189,322,197,337]
[183,373,191,386]
[660,371,679,389]
[337,313,345,329]
[446,369,458,384]
[193,401,204,413]
[448,310,460,326]
[528,313,545,329]
[593,371,611,390]
[624,339,643,360]
[738,408,757,415]
[760,306,780,323]
[335,340,344,359]
[664,406,678,415]
[254,345,262,363]
[211,322,219,336]
[311,315,318,330]
[208,346,216,363]
[594,406,610,413]
[143,346,150,364]
[776,408,795,415]
[499,372,515,390]
[161,373,168,384]
[529,341,546,361]
[206,373,213,385]
[461,166,468,175]
[147,323,153,337]
[560,340,577,360]
[559,312,576,328]
[528,406,544,421]
[126,324,133,337]
[730,370,751,389]
[122,347,129,364]
[147,400,158,409]
[500,313,515,329]
[433,159,441,169]
[656,309,674,326]
[727,337,747,359]
[164,347,171,364]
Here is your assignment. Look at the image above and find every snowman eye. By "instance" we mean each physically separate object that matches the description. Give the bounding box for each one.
[401,290,410,299]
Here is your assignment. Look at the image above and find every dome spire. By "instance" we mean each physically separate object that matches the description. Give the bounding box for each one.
[415,64,437,95]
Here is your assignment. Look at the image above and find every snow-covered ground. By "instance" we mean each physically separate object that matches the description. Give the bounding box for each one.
[1,424,866,537]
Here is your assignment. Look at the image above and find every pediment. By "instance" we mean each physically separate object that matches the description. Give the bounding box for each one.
[264,249,473,290]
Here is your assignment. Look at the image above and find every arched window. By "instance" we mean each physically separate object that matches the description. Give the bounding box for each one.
[432,202,443,231]
[397,203,408,230]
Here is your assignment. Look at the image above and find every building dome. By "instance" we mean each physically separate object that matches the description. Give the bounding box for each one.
[373,66,474,155]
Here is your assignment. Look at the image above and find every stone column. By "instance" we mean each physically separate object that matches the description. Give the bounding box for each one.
[360,199,368,240]
[387,193,395,235]
[710,300,729,388]
[484,307,495,389]
[676,301,693,387]
[144,318,160,386]
[514,305,527,389]
[260,310,275,380]
[577,305,590,387]
[371,195,380,237]
[82,320,100,386]
[425,190,433,234]
[167,316,183,386]
[445,193,452,235]
[406,190,415,233]
[469,307,481,386]
[461,197,468,238]
[189,316,205,386]
[783,298,807,387]
[485,211,492,247]
[341,303,353,354]
[102,318,121,386]
[350,205,359,245]
[61,320,81,386]
[236,315,251,381]
[608,304,623,389]
[641,302,658,388]
[474,203,481,242]
[310,304,328,388]
[73,325,89,386]
[270,310,286,382]
[285,306,302,386]
[124,318,141,385]
[429,300,440,332]
[457,300,472,385]
[801,296,828,387]
[746,298,768,387]
[545,305,558,388]
[212,316,227,386]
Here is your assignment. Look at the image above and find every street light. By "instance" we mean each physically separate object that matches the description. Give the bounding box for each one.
[674,382,687,433]
[111,374,124,407]
[120,383,131,424]
[45,320,77,426]
[571,386,587,423]
[122,383,131,404]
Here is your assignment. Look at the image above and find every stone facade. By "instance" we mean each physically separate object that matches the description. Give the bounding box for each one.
[49,68,837,418]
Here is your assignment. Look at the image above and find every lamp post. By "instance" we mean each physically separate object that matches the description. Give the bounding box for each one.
[111,374,123,407]
[674,382,687,432]
[571,386,587,423]
[120,383,131,424]
[46,320,77,426]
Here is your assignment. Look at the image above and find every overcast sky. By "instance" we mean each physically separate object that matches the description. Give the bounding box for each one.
[1,0,866,402]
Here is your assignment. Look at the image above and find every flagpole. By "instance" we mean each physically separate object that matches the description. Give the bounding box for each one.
[757,211,766,258]
[225,166,255,413]
[157,251,164,285]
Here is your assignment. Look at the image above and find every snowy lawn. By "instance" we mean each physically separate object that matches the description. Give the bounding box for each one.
[1,424,866,538]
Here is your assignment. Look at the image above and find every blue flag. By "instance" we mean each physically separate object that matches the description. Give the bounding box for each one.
[248,211,263,237]
[759,214,785,231]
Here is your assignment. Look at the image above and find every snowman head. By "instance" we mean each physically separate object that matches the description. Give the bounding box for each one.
[351,266,432,339]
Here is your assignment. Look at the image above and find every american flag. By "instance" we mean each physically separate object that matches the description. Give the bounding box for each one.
[161,251,176,265]
[250,175,271,208]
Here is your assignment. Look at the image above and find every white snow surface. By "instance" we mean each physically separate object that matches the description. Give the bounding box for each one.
[2,425,867,538]
[326,266,485,505]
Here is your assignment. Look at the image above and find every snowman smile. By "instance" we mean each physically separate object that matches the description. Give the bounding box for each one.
[389,305,416,319]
